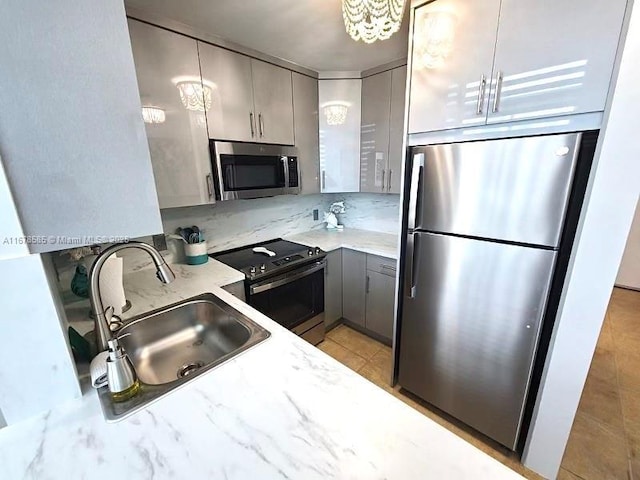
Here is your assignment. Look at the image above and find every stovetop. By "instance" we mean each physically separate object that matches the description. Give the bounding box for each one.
[211,239,326,281]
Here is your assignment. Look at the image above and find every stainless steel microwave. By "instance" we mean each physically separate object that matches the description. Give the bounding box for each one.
[209,141,300,201]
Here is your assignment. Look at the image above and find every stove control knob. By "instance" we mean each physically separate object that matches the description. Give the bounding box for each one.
[260,263,266,271]
[308,248,314,256]
[249,266,257,274]
[315,247,322,255]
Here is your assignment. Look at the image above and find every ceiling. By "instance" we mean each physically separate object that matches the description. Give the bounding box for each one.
[124,0,410,72]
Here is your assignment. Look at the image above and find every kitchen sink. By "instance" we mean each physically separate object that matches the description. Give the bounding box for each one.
[97,293,270,421]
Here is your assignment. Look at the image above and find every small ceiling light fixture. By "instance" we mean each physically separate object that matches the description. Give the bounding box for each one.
[141,106,166,124]
[322,102,350,126]
[342,0,406,44]
[176,81,213,112]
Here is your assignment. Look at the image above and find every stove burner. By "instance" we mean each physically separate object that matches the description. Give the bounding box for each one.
[211,239,326,281]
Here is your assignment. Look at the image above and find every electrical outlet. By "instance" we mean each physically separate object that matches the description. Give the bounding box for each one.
[313,209,319,221]
[152,234,168,252]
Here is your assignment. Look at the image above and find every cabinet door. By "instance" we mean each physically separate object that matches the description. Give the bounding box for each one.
[128,20,213,209]
[487,0,627,124]
[198,42,255,142]
[408,0,501,134]
[365,270,396,341]
[360,71,392,193]
[292,73,320,194]
[342,249,366,326]
[252,59,295,145]
[324,249,343,328]
[388,66,407,194]
[319,79,362,193]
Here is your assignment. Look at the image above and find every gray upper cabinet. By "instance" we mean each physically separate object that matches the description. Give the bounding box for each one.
[198,42,255,143]
[388,66,407,194]
[324,249,343,328]
[293,73,320,194]
[360,66,406,194]
[408,0,627,134]
[252,60,295,145]
[408,0,501,134]
[360,71,392,193]
[128,20,213,209]
[199,42,294,145]
[487,0,627,124]
[0,0,162,254]
[342,249,367,327]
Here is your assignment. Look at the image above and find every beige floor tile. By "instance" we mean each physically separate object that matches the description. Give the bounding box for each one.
[616,353,640,394]
[577,373,625,436]
[596,318,616,354]
[328,325,384,359]
[587,347,619,385]
[561,413,630,480]
[368,346,392,375]
[557,468,584,480]
[357,363,394,393]
[317,339,367,372]
[620,388,640,440]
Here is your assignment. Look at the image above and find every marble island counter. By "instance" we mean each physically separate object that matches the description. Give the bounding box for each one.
[0,237,522,479]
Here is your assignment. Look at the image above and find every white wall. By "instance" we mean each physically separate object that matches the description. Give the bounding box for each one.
[522,2,640,477]
[0,156,28,261]
[0,254,80,425]
[616,199,640,289]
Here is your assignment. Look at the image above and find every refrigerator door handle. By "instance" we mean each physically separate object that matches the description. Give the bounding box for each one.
[408,153,425,231]
[405,232,417,299]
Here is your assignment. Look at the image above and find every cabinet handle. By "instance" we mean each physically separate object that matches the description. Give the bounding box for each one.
[249,112,255,138]
[381,169,386,192]
[322,170,326,190]
[492,71,504,113]
[258,113,264,138]
[366,275,370,294]
[388,169,392,192]
[206,173,213,199]
[476,74,487,115]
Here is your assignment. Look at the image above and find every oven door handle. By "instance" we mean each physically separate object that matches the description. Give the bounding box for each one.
[250,261,326,295]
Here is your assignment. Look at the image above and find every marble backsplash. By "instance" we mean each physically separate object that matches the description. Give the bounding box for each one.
[331,193,401,235]
[160,193,401,254]
[161,194,331,253]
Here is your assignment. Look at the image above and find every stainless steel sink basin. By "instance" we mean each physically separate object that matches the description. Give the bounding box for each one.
[97,293,270,421]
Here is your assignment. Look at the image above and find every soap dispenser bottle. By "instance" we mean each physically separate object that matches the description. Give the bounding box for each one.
[106,337,140,402]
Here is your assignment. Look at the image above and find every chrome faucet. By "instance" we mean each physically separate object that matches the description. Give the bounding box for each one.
[89,241,175,351]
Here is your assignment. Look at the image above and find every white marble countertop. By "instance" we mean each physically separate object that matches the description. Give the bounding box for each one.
[0,283,522,479]
[286,228,399,259]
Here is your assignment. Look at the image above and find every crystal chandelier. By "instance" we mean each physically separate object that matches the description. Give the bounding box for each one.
[342,0,406,44]
[141,106,166,124]
[322,102,350,126]
[176,81,213,112]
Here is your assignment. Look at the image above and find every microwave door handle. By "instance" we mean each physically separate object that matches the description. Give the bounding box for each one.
[282,156,290,188]
[408,152,424,231]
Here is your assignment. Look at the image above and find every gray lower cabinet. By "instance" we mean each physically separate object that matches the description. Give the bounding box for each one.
[324,249,343,328]
[342,249,367,327]
[365,270,396,341]
[222,281,246,302]
[293,73,320,194]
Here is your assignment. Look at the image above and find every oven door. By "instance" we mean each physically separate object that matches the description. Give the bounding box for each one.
[211,141,300,200]
[248,261,325,344]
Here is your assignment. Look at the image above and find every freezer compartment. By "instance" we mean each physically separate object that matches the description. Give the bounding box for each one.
[399,232,556,449]
[409,133,581,247]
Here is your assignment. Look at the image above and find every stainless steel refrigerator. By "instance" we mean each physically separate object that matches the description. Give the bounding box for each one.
[398,132,593,450]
